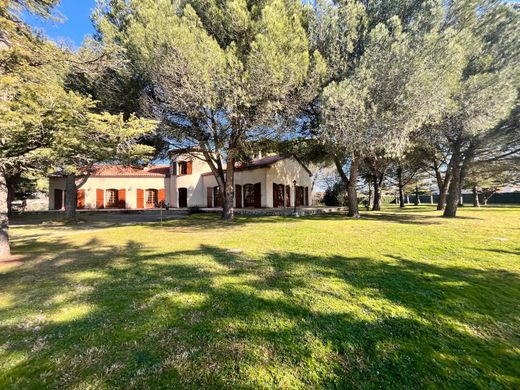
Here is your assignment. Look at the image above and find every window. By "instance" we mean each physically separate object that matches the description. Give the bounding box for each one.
[106,189,119,208]
[178,162,187,175]
[244,184,255,207]
[146,189,158,208]
[176,161,192,175]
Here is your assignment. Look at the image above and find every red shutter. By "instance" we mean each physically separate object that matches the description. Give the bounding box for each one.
[136,189,144,208]
[118,189,126,208]
[96,189,104,209]
[77,189,85,209]
[286,185,291,207]
[207,187,213,208]
[158,188,165,207]
[305,187,309,206]
[186,161,193,175]
[254,183,261,208]
[235,185,242,208]
[273,183,277,208]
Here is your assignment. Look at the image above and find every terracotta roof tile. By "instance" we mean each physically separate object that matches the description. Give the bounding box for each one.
[201,155,311,176]
[91,165,169,177]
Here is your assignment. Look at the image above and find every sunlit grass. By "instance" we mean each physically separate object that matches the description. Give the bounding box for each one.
[1,206,519,388]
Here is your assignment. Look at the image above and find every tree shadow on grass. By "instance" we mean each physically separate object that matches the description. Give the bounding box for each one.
[0,240,518,388]
[303,211,444,225]
[10,213,303,237]
[481,247,520,256]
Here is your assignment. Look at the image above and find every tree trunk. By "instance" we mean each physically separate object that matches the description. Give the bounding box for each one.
[367,180,372,210]
[335,155,360,218]
[372,175,382,211]
[443,141,462,218]
[397,165,405,208]
[436,172,451,211]
[414,185,420,206]
[0,170,10,258]
[65,174,78,221]
[437,188,447,210]
[434,159,451,211]
[6,174,18,216]
[472,186,480,207]
[222,152,235,220]
[347,156,360,218]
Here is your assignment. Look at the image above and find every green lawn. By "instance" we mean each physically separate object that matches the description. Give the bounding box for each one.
[1,206,519,389]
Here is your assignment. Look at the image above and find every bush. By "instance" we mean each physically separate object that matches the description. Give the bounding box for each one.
[323,181,349,206]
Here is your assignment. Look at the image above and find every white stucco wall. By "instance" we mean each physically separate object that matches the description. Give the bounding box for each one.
[49,176,168,209]
[200,157,312,208]
[48,156,313,210]
[202,168,269,207]
[266,157,313,207]
[170,153,208,207]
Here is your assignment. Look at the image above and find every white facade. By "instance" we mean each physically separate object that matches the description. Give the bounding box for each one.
[48,154,313,210]
[49,176,169,210]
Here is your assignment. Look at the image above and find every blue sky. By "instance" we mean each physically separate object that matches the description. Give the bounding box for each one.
[23,0,97,48]
[23,0,520,48]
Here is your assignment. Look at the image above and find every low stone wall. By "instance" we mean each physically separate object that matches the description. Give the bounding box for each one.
[198,207,348,216]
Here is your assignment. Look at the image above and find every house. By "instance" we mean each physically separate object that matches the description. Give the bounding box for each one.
[48,153,313,210]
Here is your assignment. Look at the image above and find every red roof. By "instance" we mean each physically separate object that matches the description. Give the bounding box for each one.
[201,155,311,176]
[90,165,170,177]
[235,155,285,169]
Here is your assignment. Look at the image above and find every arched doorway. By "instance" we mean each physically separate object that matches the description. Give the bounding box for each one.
[178,187,188,208]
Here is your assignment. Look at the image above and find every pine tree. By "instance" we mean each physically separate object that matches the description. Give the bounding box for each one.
[95,0,324,220]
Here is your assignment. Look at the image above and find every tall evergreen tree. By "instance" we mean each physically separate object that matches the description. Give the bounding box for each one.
[315,0,464,217]
[95,0,325,219]
[0,0,156,256]
[428,1,520,217]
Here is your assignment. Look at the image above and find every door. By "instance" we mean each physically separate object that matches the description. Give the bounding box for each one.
[254,183,261,208]
[285,185,291,207]
[235,185,242,208]
[105,189,119,208]
[296,186,304,207]
[207,187,213,208]
[54,189,63,210]
[145,189,158,208]
[273,183,284,208]
[214,187,222,208]
[178,187,188,208]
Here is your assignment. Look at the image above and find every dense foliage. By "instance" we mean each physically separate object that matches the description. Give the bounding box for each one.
[1,0,519,257]
[0,0,156,256]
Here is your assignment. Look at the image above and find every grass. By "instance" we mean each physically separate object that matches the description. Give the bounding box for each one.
[1,206,519,389]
